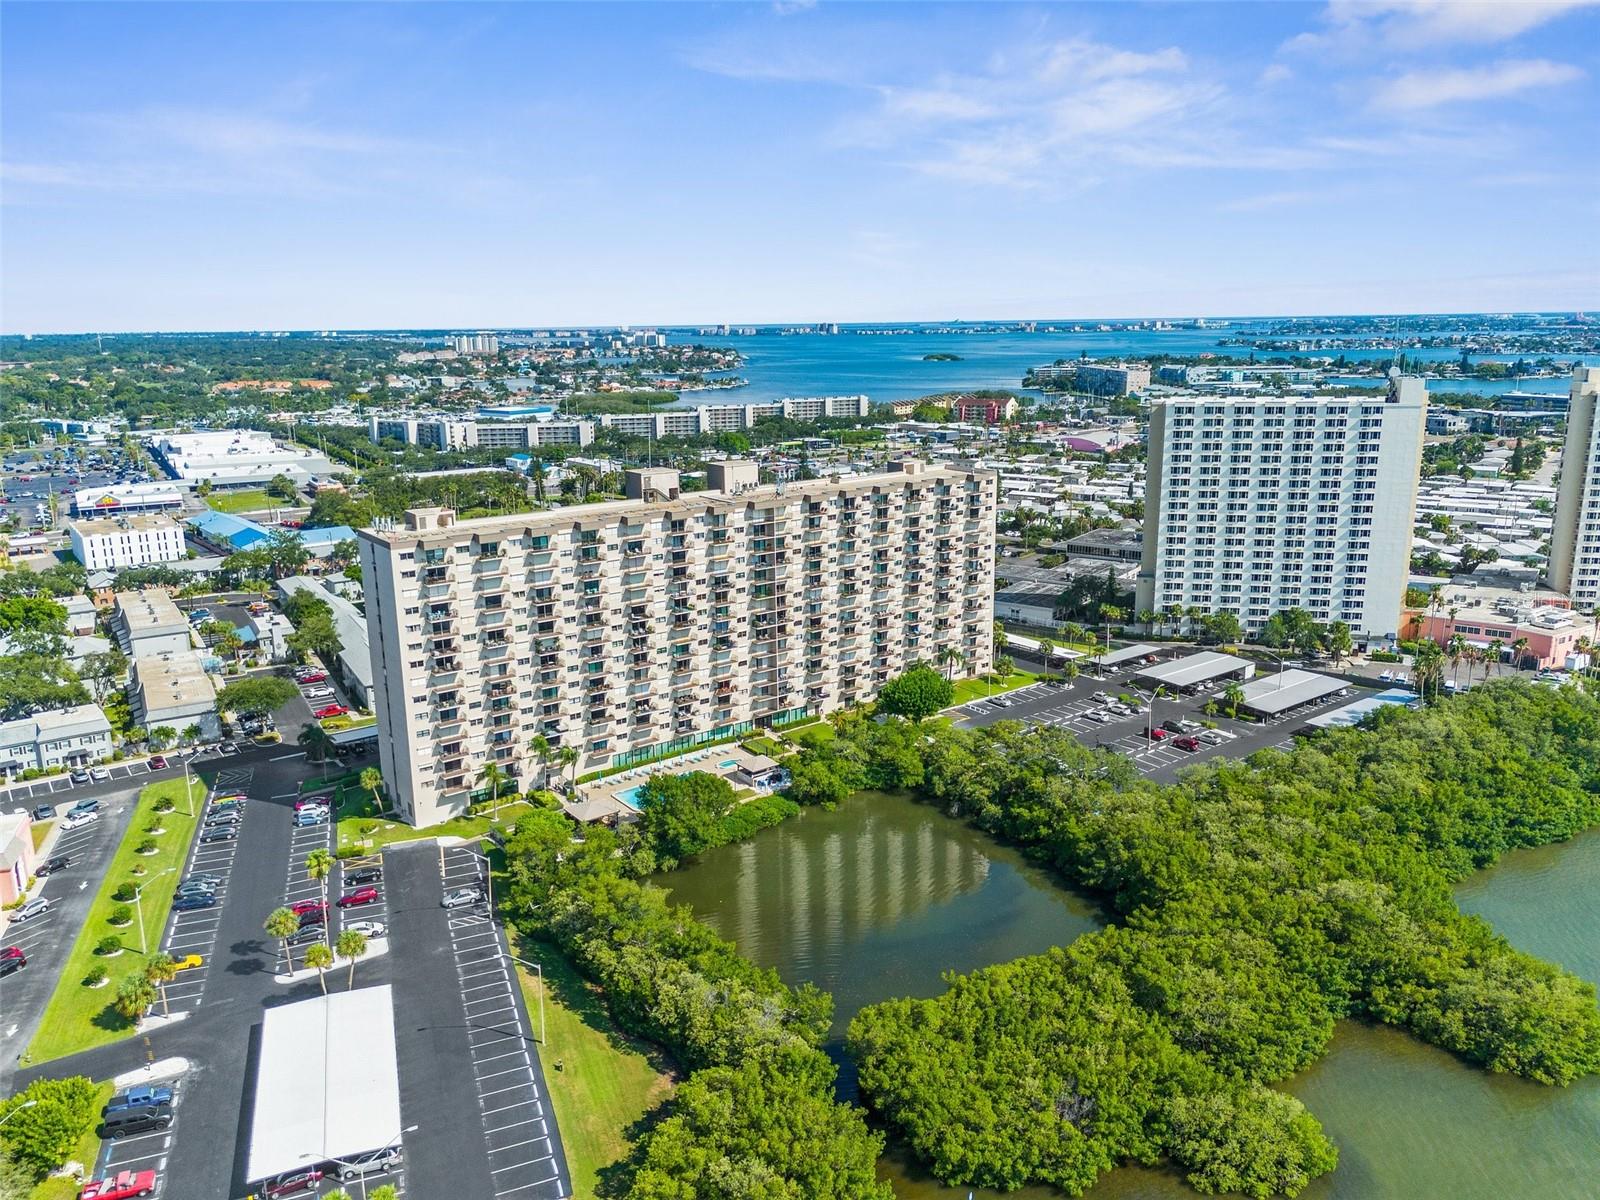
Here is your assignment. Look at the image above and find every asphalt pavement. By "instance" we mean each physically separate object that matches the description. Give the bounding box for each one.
[1,781,145,1091]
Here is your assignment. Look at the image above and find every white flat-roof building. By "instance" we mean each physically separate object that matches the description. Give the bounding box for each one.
[1137,374,1426,639]
[111,590,193,659]
[132,651,220,741]
[246,987,401,1186]
[1550,365,1600,609]
[68,513,187,572]
[71,480,186,517]
[151,430,334,487]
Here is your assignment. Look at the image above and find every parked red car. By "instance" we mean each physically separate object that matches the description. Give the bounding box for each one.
[313,704,349,719]
[261,1169,322,1197]
[337,886,380,908]
[289,899,329,916]
[79,1170,158,1199]
[149,755,169,770]
[297,671,328,684]
[1145,727,1168,740]
[1172,736,1201,752]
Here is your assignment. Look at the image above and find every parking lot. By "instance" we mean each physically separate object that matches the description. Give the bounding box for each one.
[954,669,1366,783]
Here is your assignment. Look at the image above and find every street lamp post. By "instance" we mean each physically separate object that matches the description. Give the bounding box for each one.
[506,953,547,1046]
[0,1100,38,1129]
[131,867,178,955]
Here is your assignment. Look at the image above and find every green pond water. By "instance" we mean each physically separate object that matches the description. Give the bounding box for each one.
[661,793,1600,1199]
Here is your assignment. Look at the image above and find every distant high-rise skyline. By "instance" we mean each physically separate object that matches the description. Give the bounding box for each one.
[3,1,1597,332]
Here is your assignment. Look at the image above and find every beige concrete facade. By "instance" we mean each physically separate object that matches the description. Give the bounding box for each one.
[359,459,997,827]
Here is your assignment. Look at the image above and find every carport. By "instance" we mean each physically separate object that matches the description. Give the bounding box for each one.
[1236,669,1347,718]
[1006,633,1082,663]
[246,985,402,1185]
[1097,642,1162,670]
[1131,651,1255,692]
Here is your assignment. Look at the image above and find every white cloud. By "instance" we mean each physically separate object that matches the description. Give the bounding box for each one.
[1218,189,1322,213]
[1288,0,1600,53]
[1371,58,1583,109]
[1259,63,1293,86]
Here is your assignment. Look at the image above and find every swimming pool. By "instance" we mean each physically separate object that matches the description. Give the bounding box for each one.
[618,785,647,810]
[717,758,739,769]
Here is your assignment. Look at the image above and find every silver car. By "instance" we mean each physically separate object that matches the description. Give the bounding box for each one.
[335,1145,403,1181]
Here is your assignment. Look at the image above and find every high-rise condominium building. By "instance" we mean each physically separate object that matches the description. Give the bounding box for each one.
[1550,365,1600,610]
[359,459,997,827]
[1136,374,1427,640]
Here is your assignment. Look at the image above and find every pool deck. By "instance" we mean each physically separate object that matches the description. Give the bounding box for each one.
[564,744,787,824]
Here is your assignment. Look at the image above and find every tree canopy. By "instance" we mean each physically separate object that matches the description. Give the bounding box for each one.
[877,663,953,722]
[215,675,299,718]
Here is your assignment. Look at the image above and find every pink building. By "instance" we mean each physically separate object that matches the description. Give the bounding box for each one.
[1406,603,1592,670]
[950,395,1019,423]
[1,812,36,906]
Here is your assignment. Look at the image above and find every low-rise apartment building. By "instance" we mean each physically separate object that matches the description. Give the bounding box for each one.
[359,458,997,827]
[595,396,869,439]
[369,415,595,450]
[111,589,193,659]
[949,395,1019,423]
[68,513,187,572]
[0,703,114,775]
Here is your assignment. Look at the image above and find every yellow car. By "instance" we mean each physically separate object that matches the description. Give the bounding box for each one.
[172,954,204,972]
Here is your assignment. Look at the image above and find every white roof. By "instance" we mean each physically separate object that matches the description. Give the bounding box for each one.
[1133,651,1253,688]
[1098,642,1161,667]
[246,985,400,1182]
[1237,669,1347,716]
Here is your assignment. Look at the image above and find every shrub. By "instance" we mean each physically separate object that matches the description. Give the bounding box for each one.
[153,799,175,813]
[107,905,133,926]
[112,883,137,902]
[84,966,109,987]
[95,935,123,956]
[136,838,158,854]
[145,821,165,834]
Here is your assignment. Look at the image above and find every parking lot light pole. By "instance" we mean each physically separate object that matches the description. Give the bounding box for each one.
[131,867,178,955]
[506,953,546,1046]
[0,1100,38,1129]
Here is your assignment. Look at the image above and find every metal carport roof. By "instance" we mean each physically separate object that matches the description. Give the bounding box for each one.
[1131,651,1254,690]
[246,985,401,1183]
[1237,669,1348,717]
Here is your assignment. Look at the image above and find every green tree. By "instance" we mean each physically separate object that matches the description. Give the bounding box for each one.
[0,652,90,720]
[0,1076,100,1181]
[215,675,298,719]
[112,971,157,1022]
[266,473,298,502]
[300,722,333,762]
[555,744,578,789]
[477,761,508,820]
[360,766,384,813]
[264,907,301,973]
[262,527,310,578]
[637,770,737,865]
[77,647,128,701]
[148,725,177,751]
[336,928,369,988]
[304,941,334,993]
[306,848,334,911]
[1324,621,1353,665]
[877,664,953,722]
[145,952,180,1017]
[286,609,341,662]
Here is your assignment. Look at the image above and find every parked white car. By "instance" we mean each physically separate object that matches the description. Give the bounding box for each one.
[61,810,100,831]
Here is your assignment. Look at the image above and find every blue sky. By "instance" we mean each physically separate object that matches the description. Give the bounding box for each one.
[3,1,1597,331]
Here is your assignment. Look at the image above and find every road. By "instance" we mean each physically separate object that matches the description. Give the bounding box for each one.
[1,779,146,1090]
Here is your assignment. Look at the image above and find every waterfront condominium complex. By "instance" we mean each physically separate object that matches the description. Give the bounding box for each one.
[1136,373,1427,640]
[359,459,997,827]
[1550,365,1600,610]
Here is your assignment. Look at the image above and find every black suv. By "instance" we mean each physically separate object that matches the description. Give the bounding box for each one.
[343,866,382,886]
[36,855,71,876]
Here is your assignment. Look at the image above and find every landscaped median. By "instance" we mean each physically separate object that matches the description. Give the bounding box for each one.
[24,775,207,1066]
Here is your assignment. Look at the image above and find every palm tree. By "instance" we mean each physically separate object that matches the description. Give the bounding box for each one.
[477,761,508,820]
[1447,606,1460,640]
[1222,681,1245,719]
[1137,608,1157,635]
[148,726,177,752]
[936,645,964,681]
[1164,604,1184,638]
[265,907,300,974]
[527,734,552,792]
[1488,637,1505,676]
[145,952,179,1017]
[556,745,579,791]
[300,723,333,763]
[1097,605,1121,676]
[182,723,203,747]
[306,848,334,912]
[336,929,368,988]
[360,766,384,815]
[1063,660,1080,685]
[114,972,158,1023]
[991,621,1007,655]
[1511,636,1531,672]
[1037,637,1056,675]
[304,942,334,994]
[1446,634,1466,689]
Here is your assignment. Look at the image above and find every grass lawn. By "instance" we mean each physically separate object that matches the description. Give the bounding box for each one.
[783,721,836,750]
[203,488,279,514]
[28,1080,115,1200]
[30,820,52,851]
[950,669,1040,706]
[508,933,674,1198]
[319,713,376,733]
[334,785,535,853]
[24,775,207,1066]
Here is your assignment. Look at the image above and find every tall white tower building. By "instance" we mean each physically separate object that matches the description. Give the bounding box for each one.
[1550,365,1600,609]
[1136,373,1427,640]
